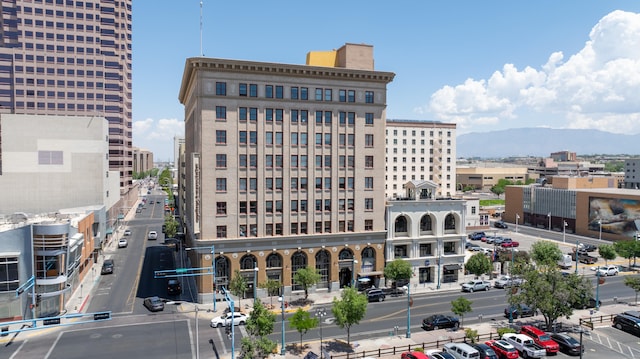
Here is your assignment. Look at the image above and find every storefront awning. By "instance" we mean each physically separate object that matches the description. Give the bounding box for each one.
[358,271,383,277]
[443,264,462,271]
[117,214,125,220]
[106,228,113,235]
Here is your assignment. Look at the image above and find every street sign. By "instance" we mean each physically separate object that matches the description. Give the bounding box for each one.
[176,268,188,274]
[43,318,61,326]
[94,312,111,321]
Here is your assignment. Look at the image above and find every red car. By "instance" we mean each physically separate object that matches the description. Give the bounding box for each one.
[485,340,518,359]
[401,351,430,359]
[500,238,520,248]
[520,325,559,354]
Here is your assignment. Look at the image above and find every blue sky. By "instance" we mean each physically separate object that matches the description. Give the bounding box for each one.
[132,1,640,161]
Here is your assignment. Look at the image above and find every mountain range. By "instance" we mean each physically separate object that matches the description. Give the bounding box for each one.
[456,128,640,159]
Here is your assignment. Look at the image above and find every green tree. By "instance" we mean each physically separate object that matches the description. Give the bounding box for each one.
[288,308,318,349]
[293,266,321,301]
[383,258,413,287]
[490,185,505,197]
[163,214,178,238]
[239,301,277,359]
[613,240,638,268]
[465,253,492,278]
[624,276,640,305]
[598,244,617,265]
[259,279,282,309]
[464,328,479,344]
[229,270,248,309]
[530,241,563,268]
[332,286,368,346]
[451,296,473,328]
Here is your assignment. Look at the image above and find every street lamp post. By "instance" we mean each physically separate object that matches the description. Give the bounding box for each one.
[279,291,286,355]
[598,220,602,241]
[253,266,259,303]
[315,307,327,358]
[436,249,442,290]
[563,221,568,243]
[403,285,411,338]
[548,212,551,231]
[351,259,358,287]
[575,241,580,274]
[515,214,520,233]
[212,245,217,312]
[595,267,601,311]
[509,246,514,324]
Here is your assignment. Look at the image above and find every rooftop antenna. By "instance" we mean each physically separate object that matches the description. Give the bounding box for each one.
[200,1,204,56]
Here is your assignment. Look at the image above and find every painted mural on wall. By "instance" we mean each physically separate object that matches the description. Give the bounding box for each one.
[589,197,640,237]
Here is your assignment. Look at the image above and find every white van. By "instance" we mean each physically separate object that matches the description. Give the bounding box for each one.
[443,343,480,359]
[557,254,572,269]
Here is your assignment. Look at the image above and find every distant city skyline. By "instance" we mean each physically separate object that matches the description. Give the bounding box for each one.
[132,2,640,160]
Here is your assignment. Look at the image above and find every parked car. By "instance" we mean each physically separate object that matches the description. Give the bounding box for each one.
[143,296,165,312]
[401,351,430,359]
[578,243,598,252]
[210,312,248,328]
[549,333,583,356]
[485,236,497,244]
[574,249,598,264]
[469,232,486,241]
[500,238,520,248]
[519,325,559,354]
[468,243,483,251]
[596,265,619,276]
[501,333,546,359]
[504,304,537,319]
[492,237,505,245]
[366,289,386,302]
[136,208,142,213]
[426,350,456,359]
[123,229,131,236]
[494,221,508,229]
[118,238,128,248]
[613,313,640,336]
[493,276,523,289]
[167,279,182,295]
[461,280,491,292]
[470,343,498,359]
[443,343,480,359]
[421,314,459,331]
[101,259,114,274]
[148,230,158,240]
[484,340,518,359]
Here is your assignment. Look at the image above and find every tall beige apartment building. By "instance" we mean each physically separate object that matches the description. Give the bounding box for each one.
[385,120,457,199]
[0,0,133,193]
[178,44,395,301]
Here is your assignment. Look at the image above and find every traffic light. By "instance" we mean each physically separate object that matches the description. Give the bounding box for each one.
[36,294,42,306]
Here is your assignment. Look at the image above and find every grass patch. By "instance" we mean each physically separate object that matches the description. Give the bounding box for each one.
[480,199,505,206]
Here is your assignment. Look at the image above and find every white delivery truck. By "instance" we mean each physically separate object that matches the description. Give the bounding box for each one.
[558,254,573,269]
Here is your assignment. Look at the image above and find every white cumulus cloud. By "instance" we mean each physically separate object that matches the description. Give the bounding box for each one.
[427,10,640,134]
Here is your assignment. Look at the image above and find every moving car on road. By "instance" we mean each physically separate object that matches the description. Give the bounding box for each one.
[101,259,114,274]
[494,221,508,229]
[493,276,523,289]
[167,279,182,295]
[143,296,165,312]
[118,238,128,248]
[421,314,460,331]
[123,229,131,236]
[596,265,619,276]
[148,230,158,240]
[504,304,537,319]
[366,288,386,302]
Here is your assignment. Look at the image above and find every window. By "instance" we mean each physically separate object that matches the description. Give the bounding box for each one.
[291,87,299,99]
[239,178,247,191]
[324,221,332,233]
[291,109,299,123]
[348,178,355,190]
[250,201,258,214]
[216,226,227,238]
[216,130,226,144]
[266,201,273,213]
[300,110,308,123]
[347,112,355,125]
[266,108,273,122]
[365,198,373,211]
[239,107,247,121]
[365,134,374,147]
[275,132,283,145]
[419,243,432,257]
[216,178,227,191]
[239,202,247,214]
[300,178,308,190]
[365,220,373,231]
[315,88,323,101]
[348,90,355,102]
[394,245,408,258]
[239,155,247,168]
[365,177,373,189]
[315,178,322,190]
[339,178,346,189]
[339,112,346,125]
[216,202,227,215]
[365,91,374,103]
[301,87,308,100]
[250,131,258,145]
[365,156,374,168]
[216,106,226,119]
[216,82,226,96]
[216,154,227,168]
[365,113,374,125]
[249,108,258,121]
[300,200,308,211]
[266,178,273,190]
[339,89,346,102]
[266,132,274,145]
[420,216,432,231]
[324,89,332,101]
[239,131,247,144]
[239,83,247,96]
[316,111,323,124]
[324,177,331,190]
[0,257,19,291]
[444,242,457,254]
[275,85,283,99]
[249,84,258,97]
[265,85,273,98]
[291,155,298,168]
[250,178,257,190]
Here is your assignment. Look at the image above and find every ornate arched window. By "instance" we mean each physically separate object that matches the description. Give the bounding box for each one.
[291,251,307,291]
[395,216,408,233]
[361,247,375,270]
[240,254,257,269]
[214,256,230,289]
[445,213,456,230]
[315,250,331,288]
[266,253,282,268]
[338,249,354,260]
[420,215,432,232]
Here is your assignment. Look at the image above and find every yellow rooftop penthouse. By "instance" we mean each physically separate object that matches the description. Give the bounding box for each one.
[306,43,374,70]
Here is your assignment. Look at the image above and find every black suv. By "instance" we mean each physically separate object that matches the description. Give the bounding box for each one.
[101,259,114,275]
[494,221,508,229]
[613,313,640,336]
[504,304,536,319]
[421,314,459,331]
[167,279,182,295]
[366,289,386,302]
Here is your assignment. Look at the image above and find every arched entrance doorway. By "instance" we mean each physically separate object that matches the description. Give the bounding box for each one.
[338,249,354,288]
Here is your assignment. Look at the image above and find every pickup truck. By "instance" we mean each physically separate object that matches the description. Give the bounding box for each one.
[461,280,491,292]
[500,238,520,248]
[502,333,547,359]
[573,249,598,264]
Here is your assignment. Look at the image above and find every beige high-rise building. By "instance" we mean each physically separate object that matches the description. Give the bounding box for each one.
[178,44,395,301]
[0,0,133,193]
[385,120,457,199]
